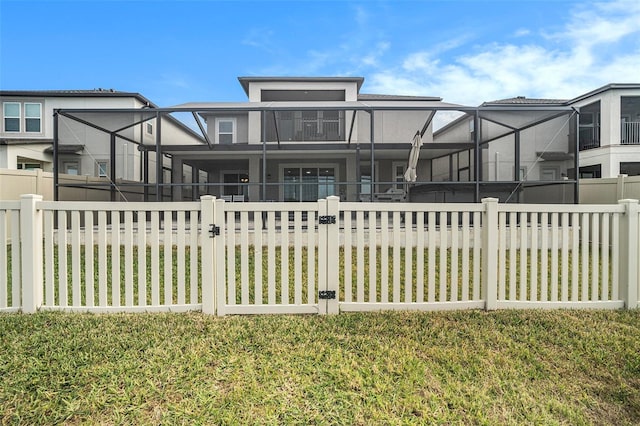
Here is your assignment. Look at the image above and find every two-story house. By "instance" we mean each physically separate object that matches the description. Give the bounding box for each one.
[1,89,205,200]
[431,83,640,203]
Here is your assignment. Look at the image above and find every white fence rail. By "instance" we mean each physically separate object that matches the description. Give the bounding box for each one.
[1,195,639,314]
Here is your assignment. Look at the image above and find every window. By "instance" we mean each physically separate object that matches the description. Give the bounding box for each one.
[146,122,153,135]
[25,103,41,132]
[3,102,20,132]
[96,161,108,177]
[540,167,558,181]
[17,162,43,170]
[620,162,640,176]
[63,161,80,175]
[216,118,235,144]
[283,167,336,201]
[3,102,42,133]
[222,172,249,197]
[393,163,405,190]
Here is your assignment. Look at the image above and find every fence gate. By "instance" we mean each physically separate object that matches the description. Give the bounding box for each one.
[210,196,340,315]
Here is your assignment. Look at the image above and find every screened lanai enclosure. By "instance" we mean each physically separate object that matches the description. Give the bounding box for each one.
[52,101,579,203]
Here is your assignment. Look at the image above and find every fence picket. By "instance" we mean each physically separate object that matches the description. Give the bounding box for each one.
[439,211,447,302]
[85,211,94,307]
[294,211,302,305]
[540,212,548,303]
[306,210,315,305]
[177,211,186,305]
[393,211,402,303]
[416,212,425,302]
[561,212,569,302]
[461,212,469,302]
[381,211,389,303]
[58,210,67,307]
[267,211,276,305]
[0,211,6,308]
[356,211,365,303]
[498,212,506,300]
[254,212,263,305]
[71,211,81,306]
[570,212,579,302]
[241,211,249,305]
[44,210,54,306]
[226,210,236,305]
[281,211,289,305]
[550,213,559,302]
[602,214,610,301]
[369,211,377,303]
[124,211,134,307]
[520,213,528,301]
[427,211,436,303]
[344,212,352,303]
[509,212,517,301]
[163,211,172,306]
[404,212,413,303]
[581,214,589,301]
[591,213,600,301]
[138,211,147,306]
[451,212,459,302]
[530,212,538,301]
[112,211,120,307]
[98,211,107,307]
[473,211,481,301]
[150,211,160,306]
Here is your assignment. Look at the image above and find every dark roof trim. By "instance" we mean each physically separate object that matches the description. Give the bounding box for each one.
[0,138,54,145]
[0,89,156,107]
[568,83,640,105]
[238,76,365,96]
[358,93,442,101]
[44,144,84,154]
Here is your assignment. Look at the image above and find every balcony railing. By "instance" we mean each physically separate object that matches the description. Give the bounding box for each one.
[579,139,600,151]
[264,110,345,142]
[622,122,640,145]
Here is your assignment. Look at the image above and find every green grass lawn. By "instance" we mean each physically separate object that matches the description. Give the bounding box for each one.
[1,310,639,424]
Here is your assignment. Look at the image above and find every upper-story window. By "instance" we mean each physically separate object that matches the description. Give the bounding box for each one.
[3,102,42,133]
[216,118,235,144]
[3,102,20,132]
[146,122,153,135]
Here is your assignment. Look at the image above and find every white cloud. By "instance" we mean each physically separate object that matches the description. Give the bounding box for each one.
[366,0,640,111]
[514,28,530,37]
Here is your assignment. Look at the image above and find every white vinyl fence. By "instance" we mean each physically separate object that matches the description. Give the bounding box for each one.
[1,195,639,315]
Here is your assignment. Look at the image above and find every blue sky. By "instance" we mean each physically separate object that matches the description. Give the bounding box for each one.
[1,0,639,108]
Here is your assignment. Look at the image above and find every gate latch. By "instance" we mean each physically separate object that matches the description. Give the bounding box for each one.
[209,224,220,238]
[319,215,336,225]
[319,290,336,300]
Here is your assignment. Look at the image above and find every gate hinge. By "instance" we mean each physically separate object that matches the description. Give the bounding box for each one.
[209,224,220,238]
[319,290,336,300]
[319,215,336,225]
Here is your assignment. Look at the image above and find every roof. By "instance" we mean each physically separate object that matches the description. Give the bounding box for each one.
[482,96,568,106]
[172,99,465,112]
[568,83,640,104]
[358,93,442,101]
[0,89,206,144]
[238,76,365,96]
[0,89,156,107]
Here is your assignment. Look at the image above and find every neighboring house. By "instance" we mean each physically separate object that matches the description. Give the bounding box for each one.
[1,89,205,200]
[432,83,640,203]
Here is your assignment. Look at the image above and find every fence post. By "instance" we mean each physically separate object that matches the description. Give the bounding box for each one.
[618,199,639,309]
[200,195,216,315]
[214,198,226,316]
[481,198,499,311]
[616,174,628,201]
[325,196,340,315]
[20,194,43,313]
